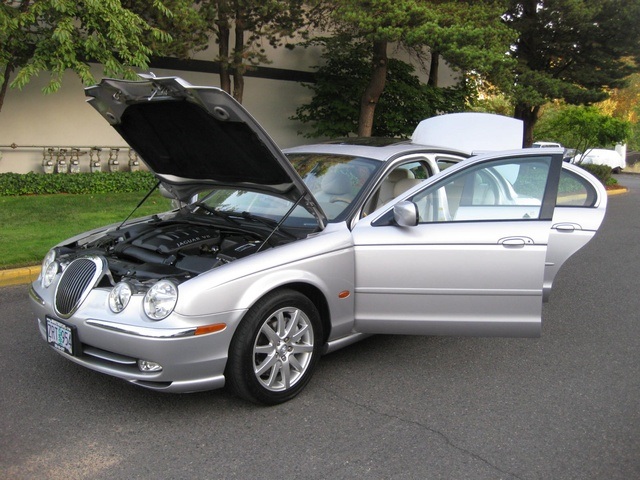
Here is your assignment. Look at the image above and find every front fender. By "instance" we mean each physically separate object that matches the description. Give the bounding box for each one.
[175,225,357,340]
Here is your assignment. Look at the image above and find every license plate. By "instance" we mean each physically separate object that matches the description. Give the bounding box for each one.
[46,317,77,356]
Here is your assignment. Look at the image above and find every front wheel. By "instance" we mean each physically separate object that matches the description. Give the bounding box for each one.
[225,289,323,405]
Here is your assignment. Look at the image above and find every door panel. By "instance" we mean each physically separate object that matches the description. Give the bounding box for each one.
[353,222,549,337]
[352,153,563,338]
[543,164,608,299]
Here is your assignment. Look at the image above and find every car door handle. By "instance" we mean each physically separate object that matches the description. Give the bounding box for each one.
[553,223,577,233]
[499,237,533,247]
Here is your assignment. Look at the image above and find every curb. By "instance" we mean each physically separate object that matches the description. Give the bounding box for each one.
[606,186,628,196]
[0,187,630,288]
[0,265,41,288]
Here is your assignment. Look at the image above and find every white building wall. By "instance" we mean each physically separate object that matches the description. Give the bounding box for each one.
[0,42,456,174]
[0,67,318,173]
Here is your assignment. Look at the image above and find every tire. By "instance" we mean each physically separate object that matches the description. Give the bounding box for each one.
[225,289,323,405]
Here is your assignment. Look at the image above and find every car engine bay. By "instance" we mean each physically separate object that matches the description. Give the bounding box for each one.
[56,215,287,284]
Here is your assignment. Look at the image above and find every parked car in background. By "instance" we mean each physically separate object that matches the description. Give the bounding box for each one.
[532,141,563,148]
[579,148,626,173]
[29,76,608,405]
[562,148,582,163]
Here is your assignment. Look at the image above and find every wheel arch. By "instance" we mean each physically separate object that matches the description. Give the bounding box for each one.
[256,282,332,345]
[224,282,328,404]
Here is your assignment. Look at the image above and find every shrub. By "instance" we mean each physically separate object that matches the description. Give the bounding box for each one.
[291,37,471,138]
[577,163,612,186]
[0,171,157,196]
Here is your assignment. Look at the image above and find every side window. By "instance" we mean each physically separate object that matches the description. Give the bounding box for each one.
[436,157,460,171]
[362,161,430,216]
[557,169,597,207]
[410,157,552,223]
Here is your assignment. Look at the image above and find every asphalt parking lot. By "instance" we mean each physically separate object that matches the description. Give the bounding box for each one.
[1,174,638,480]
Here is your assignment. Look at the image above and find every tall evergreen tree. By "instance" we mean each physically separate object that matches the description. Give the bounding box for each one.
[193,0,307,103]
[504,0,640,146]
[312,0,514,137]
[292,37,470,138]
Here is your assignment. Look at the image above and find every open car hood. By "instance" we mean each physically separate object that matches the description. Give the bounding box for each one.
[85,75,326,228]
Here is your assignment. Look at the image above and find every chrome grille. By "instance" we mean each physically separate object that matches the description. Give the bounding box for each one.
[55,257,103,318]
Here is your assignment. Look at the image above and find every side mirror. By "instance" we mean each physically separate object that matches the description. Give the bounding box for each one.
[393,201,419,227]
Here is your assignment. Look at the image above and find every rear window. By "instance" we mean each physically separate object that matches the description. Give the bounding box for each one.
[556,169,598,207]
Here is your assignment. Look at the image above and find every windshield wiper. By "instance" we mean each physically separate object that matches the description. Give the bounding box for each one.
[240,211,297,240]
[190,202,241,226]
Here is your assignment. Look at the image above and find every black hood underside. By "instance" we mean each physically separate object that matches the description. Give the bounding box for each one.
[84,76,326,227]
[115,100,292,187]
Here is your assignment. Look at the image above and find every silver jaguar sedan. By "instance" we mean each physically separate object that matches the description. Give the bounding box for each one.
[30,76,607,404]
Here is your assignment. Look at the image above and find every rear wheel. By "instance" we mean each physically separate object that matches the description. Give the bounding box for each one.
[225,289,323,405]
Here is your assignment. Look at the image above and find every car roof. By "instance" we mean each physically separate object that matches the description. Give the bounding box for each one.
[284,139,470,162]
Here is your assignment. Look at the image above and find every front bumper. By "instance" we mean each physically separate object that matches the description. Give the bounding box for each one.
[30,284,246,393]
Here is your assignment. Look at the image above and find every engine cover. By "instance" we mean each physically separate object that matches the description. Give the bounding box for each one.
[130,224,221,254]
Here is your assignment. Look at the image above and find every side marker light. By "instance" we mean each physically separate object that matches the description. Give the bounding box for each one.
[194,323,227,336]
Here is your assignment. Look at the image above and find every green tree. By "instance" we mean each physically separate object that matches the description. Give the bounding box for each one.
[122,0,209,59]
[311,0,514,136]
[598,72,640,150]
[0,0,194,114]
[191,0,307,103]
[504,0,640,146]
[292,37,470,138]
[534,105,631,155]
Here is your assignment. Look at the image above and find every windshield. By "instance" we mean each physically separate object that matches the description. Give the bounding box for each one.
[287,153,380,221]
[193,153,380,228]
[196,188,320,232]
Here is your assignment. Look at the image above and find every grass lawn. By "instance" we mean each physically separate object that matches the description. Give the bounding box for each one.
[0,192,173,269]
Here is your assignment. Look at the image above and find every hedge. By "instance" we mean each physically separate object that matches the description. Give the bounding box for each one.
[578,163,613,186]
[0,171,158,196]
[0,163,615,196]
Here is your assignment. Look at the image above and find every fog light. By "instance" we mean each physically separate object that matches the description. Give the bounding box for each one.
[138,360,163,372]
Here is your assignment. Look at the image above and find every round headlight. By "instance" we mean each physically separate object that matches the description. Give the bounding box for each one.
[143,280,178,320]
[41,249,57,274]
[109,282,133,313]
[41,261,59,288]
